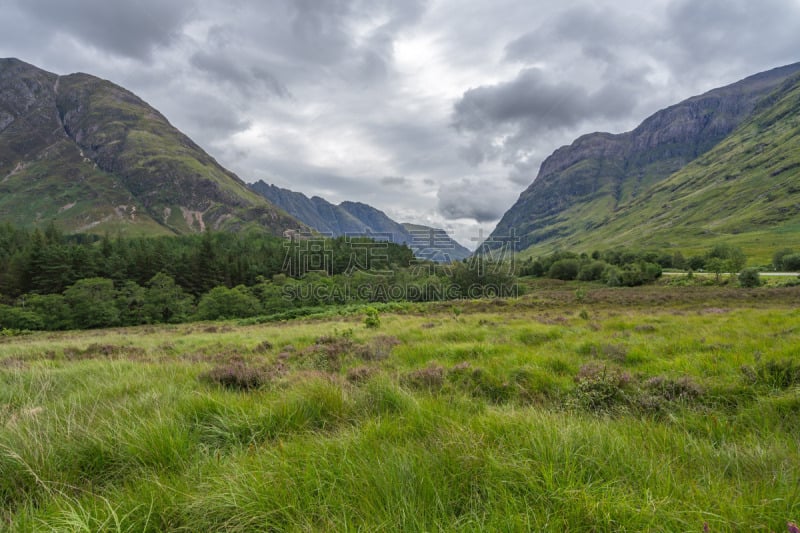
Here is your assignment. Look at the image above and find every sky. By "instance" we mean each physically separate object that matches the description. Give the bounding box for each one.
[2,0,799,248]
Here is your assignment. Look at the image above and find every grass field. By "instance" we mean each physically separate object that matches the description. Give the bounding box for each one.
[1,285,799,531]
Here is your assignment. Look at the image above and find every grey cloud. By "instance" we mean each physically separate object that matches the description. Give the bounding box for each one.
[452,67,639,170]
[10,0,195,60]
[190,50,290,99]
[454,68,597,133]
[380,176,407,186]
[666,0,800,70]
[437,179,515,223]
[178,93,252,138]
[504,4,638,64]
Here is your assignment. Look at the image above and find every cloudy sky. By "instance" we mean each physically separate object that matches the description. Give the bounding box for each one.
[2,0,799,247]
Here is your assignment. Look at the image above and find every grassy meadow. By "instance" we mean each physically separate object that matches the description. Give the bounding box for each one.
[1,284,799,531]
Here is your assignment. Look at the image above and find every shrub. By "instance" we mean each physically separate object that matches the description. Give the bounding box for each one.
[355,335,400,361]
[742,360,800,389]
[738,267,761,288]
[297,335,356,372]
[772,248,795,270]
[571,363,633,412]
[782,253,800,272]
[578,260,607,281]
[447,363,513,403]
[605,266,622,287]
[644,375,704,402]
[548,259,580,280]
[0,305,44,331]
[197,285,262,320]
[201,362,272,390]
[364,307,381,329]
[346,366,378,384]
[402,365,445,390]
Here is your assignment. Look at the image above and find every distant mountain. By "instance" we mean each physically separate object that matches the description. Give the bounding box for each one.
[0,58,301,236]
[251,181,471,262]
[486,62,800,259]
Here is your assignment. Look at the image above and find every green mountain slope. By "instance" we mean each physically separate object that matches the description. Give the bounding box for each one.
[0,58,301,236]
[554,73,800,259]
[486,63,800,260]
[251,180,472,261]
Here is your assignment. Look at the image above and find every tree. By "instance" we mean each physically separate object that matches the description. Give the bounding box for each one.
[738,268,761,288]
[672,251,687,270]
[196,285,262,320]
[548,259,580,281]
[144,273,194,324]
[25,293,73,330]
[116,281,147,326]
[707,244,746,272]
[0,304,44,330]
[63,278,120,328]
[772,248,795,271]
[782,254,800,272]
[578,260,607,281]
[705,258,725,283]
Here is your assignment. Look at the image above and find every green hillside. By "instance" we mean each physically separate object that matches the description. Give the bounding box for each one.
[0,58,301,237]
[486,63,800,263]
[520,73,800,263]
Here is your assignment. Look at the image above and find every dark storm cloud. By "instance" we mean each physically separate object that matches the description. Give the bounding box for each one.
[9,0,195,60]
[454,68,629,133]
[452,68,635,168]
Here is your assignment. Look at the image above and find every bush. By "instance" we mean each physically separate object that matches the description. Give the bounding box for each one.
[197,285,262,320]
[63,278,120,329]
[364,307,381,329]
[548,259,580,280]
[772,248,795,270]
[578,260,607,281]
[0,305,44,331]
[402,365,445,390]
[571,363,633,412]
[782,253,800,272]
[200,362,272,390]
[643,375,704,402]
[738,267,761,288]
[742,360,800,389]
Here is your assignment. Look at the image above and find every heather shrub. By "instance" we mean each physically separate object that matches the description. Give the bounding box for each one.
[201,362,272,390]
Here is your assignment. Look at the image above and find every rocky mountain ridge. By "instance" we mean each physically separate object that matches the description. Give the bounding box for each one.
[251,181,472,262]
[487,62,800,254]
[0,58,301,236]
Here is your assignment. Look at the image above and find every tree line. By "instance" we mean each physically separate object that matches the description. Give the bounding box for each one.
[0,224,516,331]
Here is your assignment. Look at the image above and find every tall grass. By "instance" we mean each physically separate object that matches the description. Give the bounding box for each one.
[1,285,798,530]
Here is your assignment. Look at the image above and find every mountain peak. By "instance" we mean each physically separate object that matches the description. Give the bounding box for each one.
[0,60,302,236]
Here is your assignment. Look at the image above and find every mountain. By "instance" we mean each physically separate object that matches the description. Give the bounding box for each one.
[251,181,472,262]
[0,58,301,236]
[487,62,800,259]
